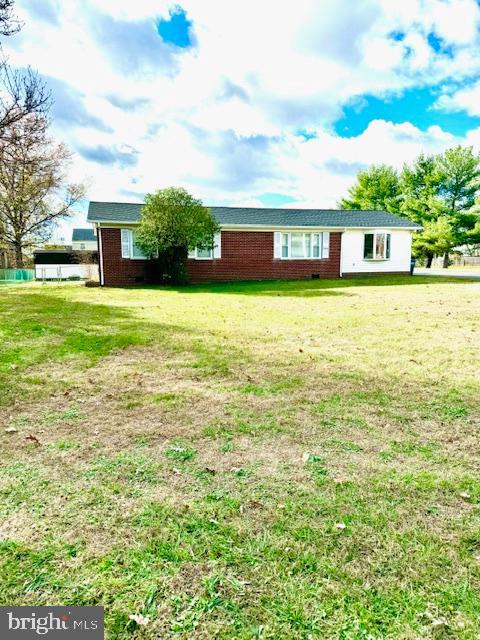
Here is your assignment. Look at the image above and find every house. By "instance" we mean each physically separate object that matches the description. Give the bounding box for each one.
[72,228,97,251]
[87,201,421,286]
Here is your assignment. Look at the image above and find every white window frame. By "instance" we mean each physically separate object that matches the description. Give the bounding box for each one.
[192,247,213,260]
[188,232,221,260]
[121,228,148,260]
[275,231,330,260]
[363,231,391,261]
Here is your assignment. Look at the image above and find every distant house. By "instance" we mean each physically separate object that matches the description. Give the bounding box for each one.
[72,228,97,251]
[34,228,99,280]
[87,202,421,286]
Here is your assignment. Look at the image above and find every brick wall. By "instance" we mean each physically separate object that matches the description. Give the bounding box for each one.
[188,231,341,282]
[99,228,341,285]
[100,228,149,286]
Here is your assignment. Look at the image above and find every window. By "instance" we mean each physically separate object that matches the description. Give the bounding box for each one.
[132,232,147,258]
[291,233,304,258]
[281,233,289,258]
[188,233,222,260]
[363,233,374,259]
[121,229,148,259]
[312,233,320,258]
[196,247,213,259]
[275,232,330,259]
[364,232,391,260]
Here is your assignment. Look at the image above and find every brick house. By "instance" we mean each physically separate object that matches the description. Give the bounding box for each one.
[87,202,421,286]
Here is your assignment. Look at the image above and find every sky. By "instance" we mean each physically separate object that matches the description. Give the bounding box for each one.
[4,0,480,242]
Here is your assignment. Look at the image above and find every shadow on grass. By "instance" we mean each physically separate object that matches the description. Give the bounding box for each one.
[130,274,479,297]
[0,289,247,406]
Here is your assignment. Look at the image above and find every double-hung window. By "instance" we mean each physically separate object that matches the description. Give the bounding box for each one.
[188,232,222,260]
[121,229,148,259]
[276,232,329,259]
[363,232,391,260]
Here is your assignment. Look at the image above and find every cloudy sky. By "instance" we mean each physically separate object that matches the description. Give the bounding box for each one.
[4,0,480,241]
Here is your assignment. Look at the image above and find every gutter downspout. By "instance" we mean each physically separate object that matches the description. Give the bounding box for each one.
[339,228,346,278]
[97,225,105,286]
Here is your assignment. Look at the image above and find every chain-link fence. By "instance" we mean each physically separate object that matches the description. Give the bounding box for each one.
[0,269,35,282]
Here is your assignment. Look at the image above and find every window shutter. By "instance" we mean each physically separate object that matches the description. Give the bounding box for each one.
[322,232,330,259]
[274,232,282,258]
[213,232,221,259]
[386,233,391,259]
[121,229,131,258]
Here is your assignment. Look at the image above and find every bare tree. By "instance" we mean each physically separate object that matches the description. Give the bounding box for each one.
[0,113,85,267]
[0,64,50,137]
[0,0,21,37]
[0,0,50,138]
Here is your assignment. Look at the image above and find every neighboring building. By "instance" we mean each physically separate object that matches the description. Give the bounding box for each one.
[33,247,99,280]
[33,227,99,280]
[87,201,421,286]
[72,228,97,251]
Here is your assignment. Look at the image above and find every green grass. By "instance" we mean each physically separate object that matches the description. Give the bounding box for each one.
[0,276,479,638]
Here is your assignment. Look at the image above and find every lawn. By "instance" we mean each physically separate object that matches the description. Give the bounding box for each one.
[0,276,479,639]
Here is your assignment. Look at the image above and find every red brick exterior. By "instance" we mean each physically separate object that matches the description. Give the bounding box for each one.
[99,228,341,286]
[99,228,147,286]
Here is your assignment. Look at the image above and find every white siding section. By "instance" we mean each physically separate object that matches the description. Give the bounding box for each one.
[71,240,97,251]
[341,229,412,274]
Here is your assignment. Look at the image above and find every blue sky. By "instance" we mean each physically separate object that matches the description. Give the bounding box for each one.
[5,0,480,240]
[334,87,480,138]
[157,7,192,48]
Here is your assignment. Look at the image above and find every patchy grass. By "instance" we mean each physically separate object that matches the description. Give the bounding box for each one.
[0,276,479,638]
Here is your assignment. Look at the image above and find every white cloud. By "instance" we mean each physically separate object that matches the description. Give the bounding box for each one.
[436,81,480,117]
[428,0,480,45]
[4,0,480,244]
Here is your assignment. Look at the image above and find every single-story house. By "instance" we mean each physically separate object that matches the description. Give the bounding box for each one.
[87,201,421,286]
[72,228,97,251]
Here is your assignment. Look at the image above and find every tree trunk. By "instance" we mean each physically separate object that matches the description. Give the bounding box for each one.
[426,253,433,268]
[442,252,450,269]
[14,242,23,268]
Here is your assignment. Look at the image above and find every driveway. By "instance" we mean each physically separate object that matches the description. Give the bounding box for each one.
[414,268,480,279]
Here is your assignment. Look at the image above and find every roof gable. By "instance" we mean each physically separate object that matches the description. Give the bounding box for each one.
[87,201,421,229]
[72,228,96,242]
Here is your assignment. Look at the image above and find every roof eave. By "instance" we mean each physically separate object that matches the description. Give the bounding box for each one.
[90,219,420,231]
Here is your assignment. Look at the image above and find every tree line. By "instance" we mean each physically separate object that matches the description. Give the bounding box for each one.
[0,0,83,268]
[340,146,480,267]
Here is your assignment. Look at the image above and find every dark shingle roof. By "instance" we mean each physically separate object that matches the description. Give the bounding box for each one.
[87,201,421,229]
[72,228,96,242]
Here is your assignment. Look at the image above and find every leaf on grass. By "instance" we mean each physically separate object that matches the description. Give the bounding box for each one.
[129,614,150,626]
[423,611,449,628]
